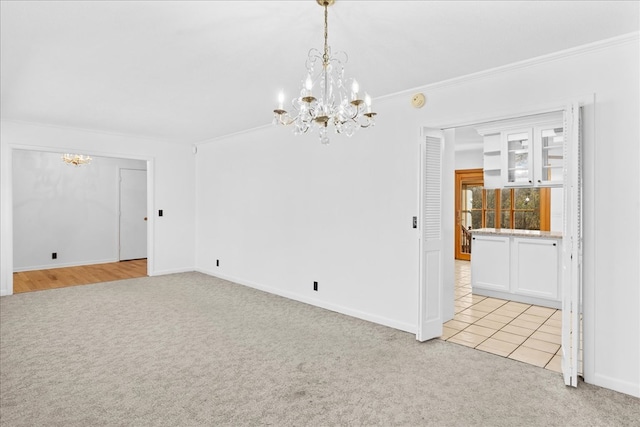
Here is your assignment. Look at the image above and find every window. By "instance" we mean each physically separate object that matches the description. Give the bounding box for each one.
[485,187,550,231]
[455,168,551,260]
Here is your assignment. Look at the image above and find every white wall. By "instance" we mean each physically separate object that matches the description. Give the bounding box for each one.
[12,151,145,271]
[195,124,420,333]
[195,35,639,397]
[1,120,196,293]
[454,148,483,170]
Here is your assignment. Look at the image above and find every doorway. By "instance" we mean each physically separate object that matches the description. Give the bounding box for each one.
[455,169,483,260]
[418,101,585,387]
[6,149,152,295]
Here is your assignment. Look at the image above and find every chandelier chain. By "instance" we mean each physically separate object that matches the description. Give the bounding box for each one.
[323,3,329,66]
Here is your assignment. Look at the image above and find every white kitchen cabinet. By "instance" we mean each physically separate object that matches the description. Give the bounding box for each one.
[502,128,534,186]
[470,234,510,292]
[533,124,564,186]
[512,237,560,301]
[470,229,562,309]
[476,111,564,189]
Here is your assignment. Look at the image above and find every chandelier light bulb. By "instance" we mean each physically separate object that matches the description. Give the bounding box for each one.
[351,79,359,100]
[305,74,313,94]
[278,91,284,110]
[271,0,376,144]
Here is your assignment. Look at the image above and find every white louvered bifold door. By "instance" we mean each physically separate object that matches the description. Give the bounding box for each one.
[417,130,444,342]
[561,103,583,387]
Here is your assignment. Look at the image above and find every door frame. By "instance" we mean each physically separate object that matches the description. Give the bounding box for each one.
[417,95,593,386]
[455,168,484,260]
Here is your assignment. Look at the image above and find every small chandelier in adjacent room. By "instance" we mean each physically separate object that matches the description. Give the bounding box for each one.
[62,153,92,166]
[272,0,377,144]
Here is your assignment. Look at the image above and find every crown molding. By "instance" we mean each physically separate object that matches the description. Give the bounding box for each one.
[378,32,640,101]
[0,118,181,146]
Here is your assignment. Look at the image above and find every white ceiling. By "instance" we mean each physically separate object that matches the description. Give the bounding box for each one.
[1,1,638,145]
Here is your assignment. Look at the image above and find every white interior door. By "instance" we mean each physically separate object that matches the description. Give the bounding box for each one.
[561,103,583,387]
[417,129,444,341]
[119,168,147,261]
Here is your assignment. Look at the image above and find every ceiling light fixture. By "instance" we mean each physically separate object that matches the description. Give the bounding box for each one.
[62,153,92,166]
[272,0,376,144]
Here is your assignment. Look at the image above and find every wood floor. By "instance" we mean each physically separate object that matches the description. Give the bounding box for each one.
[12,259,147,293]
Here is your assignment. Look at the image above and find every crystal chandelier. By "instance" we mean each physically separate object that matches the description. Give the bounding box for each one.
[62,154,92,166]
[272,0,376,144]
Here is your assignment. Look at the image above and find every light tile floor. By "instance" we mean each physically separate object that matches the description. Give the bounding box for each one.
[442,260,562,372]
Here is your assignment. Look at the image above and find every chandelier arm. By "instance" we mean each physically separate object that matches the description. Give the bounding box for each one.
[348,104,362,121]
[278,115,296,126]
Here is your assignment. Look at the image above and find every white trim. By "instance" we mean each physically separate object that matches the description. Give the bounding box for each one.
[193,123,272,147]
[376,32,638,103]
[146,160,155,277]
[581,96,597,388]
[7,141,152,163]
[592,374,640,399]
[196,268,417,334]
[117,166,123,262]
[473,288,562,310]
[0,118,181,146]
[422,95,593,137]
[0,145,14,296]
[13,258,120,273]
[434,101,567,132]
[151,267,195,277]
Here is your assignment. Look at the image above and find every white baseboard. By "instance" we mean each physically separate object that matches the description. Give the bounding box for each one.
[13,258,118,272]
[195,268,417,335]
[150,267,195,276]
[591,373,640,398]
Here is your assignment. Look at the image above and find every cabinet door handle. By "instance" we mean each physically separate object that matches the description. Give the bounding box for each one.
[528,180,532,183]
[537,180,542,183]
[553,243,556,246]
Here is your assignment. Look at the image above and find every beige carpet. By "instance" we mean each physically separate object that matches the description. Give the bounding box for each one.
[1,272,638,426]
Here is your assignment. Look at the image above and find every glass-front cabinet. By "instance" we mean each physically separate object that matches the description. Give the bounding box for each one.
[534,124,564,186]
[477,111,564,189]
[503,128,533,186]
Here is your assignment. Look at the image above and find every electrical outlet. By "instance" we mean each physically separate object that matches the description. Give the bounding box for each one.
[313,281,318,291]
[52,252,57,260]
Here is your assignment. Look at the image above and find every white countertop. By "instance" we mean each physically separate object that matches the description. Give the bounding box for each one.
[470,228,563,239]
